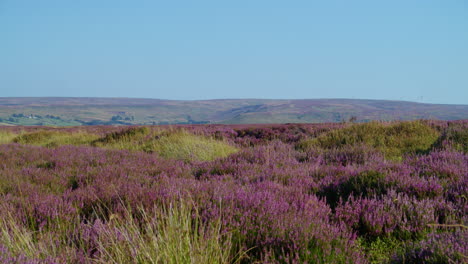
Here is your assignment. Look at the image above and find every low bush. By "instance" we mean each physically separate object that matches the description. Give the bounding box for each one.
[357,236,404,264]
[432,122,468,153]
[391,230,467,264]
[335,191,456,238]
[92,126,151,147]
[319,170,391,208]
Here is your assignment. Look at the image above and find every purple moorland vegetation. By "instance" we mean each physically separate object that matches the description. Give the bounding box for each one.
[0,120,466,263]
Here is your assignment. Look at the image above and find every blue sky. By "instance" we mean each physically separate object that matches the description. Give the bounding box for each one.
[1,0,467,104]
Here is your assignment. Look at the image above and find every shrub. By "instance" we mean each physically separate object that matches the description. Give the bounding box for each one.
[319,170,391,208]
[391,230,467,264]
[432,122,468,153]
[196,181,366,264]
[357,236,404,264]
[341,170,388,198]
[335,191,456,238]
[92,126,150,146]
[320,144,385,166]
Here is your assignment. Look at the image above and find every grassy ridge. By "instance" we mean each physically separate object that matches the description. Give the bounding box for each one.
[13,130,100,147]
[3,127,238,162]
[92,127,238,161]
[298,121,440,160]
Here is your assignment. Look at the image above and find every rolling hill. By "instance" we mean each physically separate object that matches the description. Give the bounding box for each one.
[0,97,466,126]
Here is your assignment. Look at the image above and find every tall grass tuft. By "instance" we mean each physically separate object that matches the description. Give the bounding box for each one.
[94,201,244,264]
[0,211,66,262]
[0,200,245,264]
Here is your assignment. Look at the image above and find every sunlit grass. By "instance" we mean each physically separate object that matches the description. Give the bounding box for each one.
[0,200,245,264]
[6,127,238,162]
[0,211,76,262]
[95,201,245,264]
[0,131,17,144]
[142,131,238,162]
[298,121,440,160]
[94,127,238,162]
[12,130,99,147]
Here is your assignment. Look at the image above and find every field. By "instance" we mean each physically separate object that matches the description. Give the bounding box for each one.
[0,120,466,263]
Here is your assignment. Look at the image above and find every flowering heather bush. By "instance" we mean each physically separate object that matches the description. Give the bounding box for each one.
[432,121,468,153]
[391,229,468,264]
[0,120,466,263]
[335,190,457,238]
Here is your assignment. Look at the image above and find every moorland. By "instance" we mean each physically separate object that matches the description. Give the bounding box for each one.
[0,120,466,263]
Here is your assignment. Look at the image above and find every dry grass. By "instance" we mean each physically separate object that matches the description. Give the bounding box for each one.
[299,121,439,160]
[0,131,17,144]
[0,201,246,264]
[93,127,238,162]
[12,130,99,147]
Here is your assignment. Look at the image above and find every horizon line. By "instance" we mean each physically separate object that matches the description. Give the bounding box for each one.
[0,96,466,106]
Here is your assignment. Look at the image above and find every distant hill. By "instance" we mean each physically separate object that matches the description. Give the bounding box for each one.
[0,97,466,126]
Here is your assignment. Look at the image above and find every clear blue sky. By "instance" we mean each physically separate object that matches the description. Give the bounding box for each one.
[1,0,467,104]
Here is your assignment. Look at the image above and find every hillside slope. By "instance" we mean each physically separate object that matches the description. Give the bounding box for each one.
[0,97,466,125]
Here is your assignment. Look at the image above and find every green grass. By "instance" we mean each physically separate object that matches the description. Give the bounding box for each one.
[357,236,404,264]
[12,130,99,147]
[0,201,245,264]
[92,126,151,150]
[93,127,238,162]
[142,131,238,162]
[299,121,440,160]
[0,209,78,262]
[4,127,238,162]
[95,202,245,264]
[0,131,17,144]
